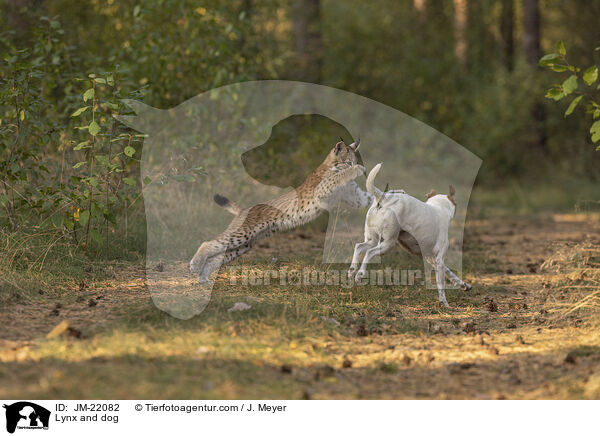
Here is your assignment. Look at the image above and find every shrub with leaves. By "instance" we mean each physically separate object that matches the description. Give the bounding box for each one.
[0,16,69,226]
[67,70,146,248]
[539,41,600,150]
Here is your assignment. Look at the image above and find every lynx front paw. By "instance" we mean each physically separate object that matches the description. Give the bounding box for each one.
[197,277,214,285]
[189,260,201,274]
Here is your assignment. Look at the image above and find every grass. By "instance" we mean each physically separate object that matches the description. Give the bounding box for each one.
[1,210,600,399]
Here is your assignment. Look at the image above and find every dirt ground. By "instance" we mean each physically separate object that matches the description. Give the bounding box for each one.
[1,212,599,399]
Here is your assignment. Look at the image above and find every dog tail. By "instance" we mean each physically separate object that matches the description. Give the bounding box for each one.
[366,163,384,203]
[214,194,242,215]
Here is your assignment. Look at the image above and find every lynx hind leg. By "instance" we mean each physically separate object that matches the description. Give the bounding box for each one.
[198,243,253,283]
[197,253,225,283]
[190,239,227,274]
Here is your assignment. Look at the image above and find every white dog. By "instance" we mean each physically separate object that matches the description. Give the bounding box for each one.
[348,163,471,306]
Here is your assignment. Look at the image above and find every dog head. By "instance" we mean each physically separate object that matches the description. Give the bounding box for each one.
[425,186,457,217]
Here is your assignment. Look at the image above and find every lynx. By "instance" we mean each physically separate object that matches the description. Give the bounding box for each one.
[190,140,372,283]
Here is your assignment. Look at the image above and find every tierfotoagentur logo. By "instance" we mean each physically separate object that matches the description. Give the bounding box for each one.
[227,266,426,288]
[3,402,50,434]
[117,80,481,319]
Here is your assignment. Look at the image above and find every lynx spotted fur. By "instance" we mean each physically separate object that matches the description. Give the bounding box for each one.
[190,140,371,283]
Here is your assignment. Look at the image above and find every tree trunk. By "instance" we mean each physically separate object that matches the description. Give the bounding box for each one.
[6,0,40,38]
[523,0,541,65]
[235,0,252,75]
[291,0,322,83]
[414,0,426,21]
[414,0,426,13]
[500,0,514,70]
[523,0,547,149]
[453,0,468,65]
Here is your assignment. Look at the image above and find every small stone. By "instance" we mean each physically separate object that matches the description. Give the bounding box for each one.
[228,302,251,312]
[356,324,369,337]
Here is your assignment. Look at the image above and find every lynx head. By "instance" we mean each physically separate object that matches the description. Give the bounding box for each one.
[327,138,361,167]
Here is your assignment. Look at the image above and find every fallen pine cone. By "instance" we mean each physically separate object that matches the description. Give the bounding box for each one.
[486,299,498,312]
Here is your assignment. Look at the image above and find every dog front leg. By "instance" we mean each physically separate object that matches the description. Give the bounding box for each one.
[348,240,376,278]
[355,239,395,282]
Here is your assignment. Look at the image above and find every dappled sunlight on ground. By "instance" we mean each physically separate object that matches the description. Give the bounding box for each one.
[1,213,599,399]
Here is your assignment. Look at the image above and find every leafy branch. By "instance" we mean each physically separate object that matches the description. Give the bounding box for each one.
[539,41,600,149]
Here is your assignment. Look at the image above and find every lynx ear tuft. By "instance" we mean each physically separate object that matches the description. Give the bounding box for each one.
[348,137,360,151]
[334,141,344,154]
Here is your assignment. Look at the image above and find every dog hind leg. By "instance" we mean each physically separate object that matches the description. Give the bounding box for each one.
[444,266,472,291]
[435,260,449,307]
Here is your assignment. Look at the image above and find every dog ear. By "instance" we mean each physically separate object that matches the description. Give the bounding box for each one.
[447,185,456,205]
[376,182,390,209]
[425,189,438,199]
